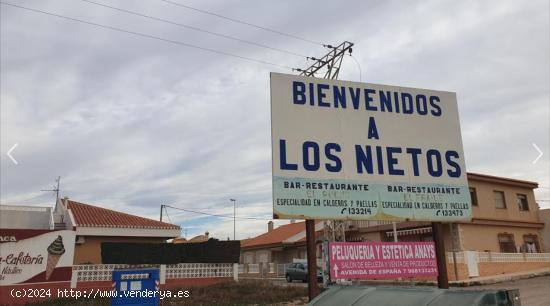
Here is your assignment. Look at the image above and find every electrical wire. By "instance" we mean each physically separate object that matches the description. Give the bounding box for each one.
[163,206,174,224]
[160,0,324,46]
[79,0,307,58]
[349,54,363,82]
[0,1,293,70]
[165,205,272,220]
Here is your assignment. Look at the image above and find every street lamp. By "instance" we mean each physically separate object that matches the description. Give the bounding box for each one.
[230,199,236,240]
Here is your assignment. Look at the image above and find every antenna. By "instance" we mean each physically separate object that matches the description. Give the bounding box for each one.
[41,176,60,201]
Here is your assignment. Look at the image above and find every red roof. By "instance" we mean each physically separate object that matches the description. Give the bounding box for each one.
[67,200,180,229]
[241,221,321,249]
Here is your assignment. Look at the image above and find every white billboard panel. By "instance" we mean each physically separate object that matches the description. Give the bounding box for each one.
[270,72,471,221]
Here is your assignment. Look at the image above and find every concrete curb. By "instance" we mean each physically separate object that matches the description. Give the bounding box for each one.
[450,268,550,287]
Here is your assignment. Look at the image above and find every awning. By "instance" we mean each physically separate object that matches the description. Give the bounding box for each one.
[386,226,432,237]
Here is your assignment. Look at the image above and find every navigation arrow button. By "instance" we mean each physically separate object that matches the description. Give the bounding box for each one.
[7,143,18,165]
[532,143,543,164]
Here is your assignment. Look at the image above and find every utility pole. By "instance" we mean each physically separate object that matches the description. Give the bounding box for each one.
[294,41,354,302]
[433,222,449,288]
[230,199,236,240]
[41,176,61,201]
[295,41,354,79]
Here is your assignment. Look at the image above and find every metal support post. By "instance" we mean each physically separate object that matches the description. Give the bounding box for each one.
[306,220,319,301]
[432,222,449,289]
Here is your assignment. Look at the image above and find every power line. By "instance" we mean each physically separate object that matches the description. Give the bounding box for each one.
[160,0,324,46]
[0,1,292,70]
[165,205,272,220]
[79,0,307,58]
[164,206,174,224]
[349,54,362,82]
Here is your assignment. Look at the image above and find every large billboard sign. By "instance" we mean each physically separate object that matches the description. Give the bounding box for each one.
[329,242,438,279]
[270,72,471,221]
[0,229,75,285]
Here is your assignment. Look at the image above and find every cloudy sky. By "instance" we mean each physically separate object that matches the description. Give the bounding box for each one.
[1,0,549,240]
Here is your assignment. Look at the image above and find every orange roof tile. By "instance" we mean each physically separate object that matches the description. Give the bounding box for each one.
[241,221,321,249]
[67,200,180,230]
[296,229,323,242]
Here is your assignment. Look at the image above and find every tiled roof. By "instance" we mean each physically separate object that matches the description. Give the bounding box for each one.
[67,200,180,229]
[186,234,209,243]
[296,230,323,242]
[241,221,321,249]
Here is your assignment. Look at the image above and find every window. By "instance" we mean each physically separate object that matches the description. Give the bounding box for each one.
[494,191,506,209]
[469,188,478,206]
[517,194,529,211]
[522,235,539,253]
[498,234,516,253]
[258,251,269,263]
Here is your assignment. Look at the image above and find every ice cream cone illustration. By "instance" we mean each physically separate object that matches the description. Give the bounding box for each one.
[45,235,65,280]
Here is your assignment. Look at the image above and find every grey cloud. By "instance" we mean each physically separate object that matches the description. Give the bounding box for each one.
[1,0,548,240]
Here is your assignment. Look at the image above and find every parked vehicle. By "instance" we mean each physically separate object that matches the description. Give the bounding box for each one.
[285,263,322,283]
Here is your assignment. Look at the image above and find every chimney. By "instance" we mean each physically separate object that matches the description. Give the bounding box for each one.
[268,221,274,232]
[205,231,209,238]
[62,196,69,207]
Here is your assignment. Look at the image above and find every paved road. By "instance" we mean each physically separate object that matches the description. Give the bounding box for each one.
[270,275,550,305]
[465,275,550,306]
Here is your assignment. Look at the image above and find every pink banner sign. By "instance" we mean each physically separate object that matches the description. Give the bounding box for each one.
[329,241,438,279]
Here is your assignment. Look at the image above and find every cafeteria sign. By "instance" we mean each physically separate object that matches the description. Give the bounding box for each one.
[270,72,471,221]
[0,229,75,285]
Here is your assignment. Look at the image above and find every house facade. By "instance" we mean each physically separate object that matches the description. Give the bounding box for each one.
[539,208,550,252]
[346,172,544,253]
[53,197,181,264]
[240,221,323,264]
[0,205,53,230]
